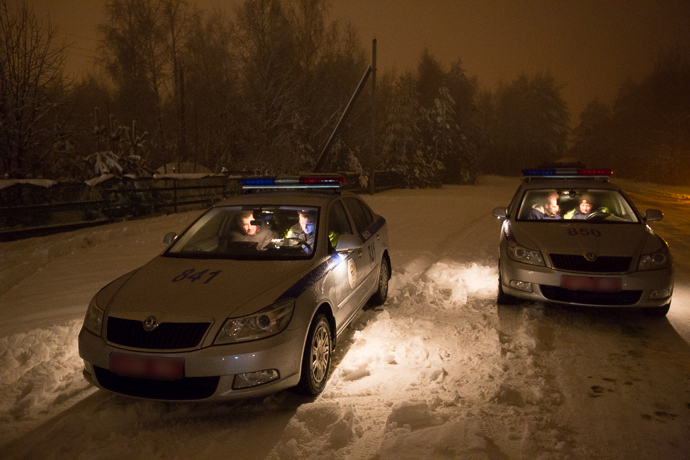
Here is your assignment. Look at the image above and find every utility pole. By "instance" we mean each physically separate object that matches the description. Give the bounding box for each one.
[369,38,377,195]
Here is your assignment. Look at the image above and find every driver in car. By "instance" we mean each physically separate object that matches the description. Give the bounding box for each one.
[566,194,595,220]
[286,210,316,252]
[226,210,274,250]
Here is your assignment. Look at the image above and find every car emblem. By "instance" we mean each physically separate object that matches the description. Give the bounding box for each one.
[143,315,158,331]
[585,252,597,262]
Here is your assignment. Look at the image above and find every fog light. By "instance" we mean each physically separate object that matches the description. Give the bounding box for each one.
[649,289,671,300]
[233,369,280,389]
[510,280,533,292]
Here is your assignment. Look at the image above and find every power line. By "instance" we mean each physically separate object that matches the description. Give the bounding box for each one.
[56,30,99,42]
[67,51,99,60]
[61,42,99,59]
[65,44,97,53]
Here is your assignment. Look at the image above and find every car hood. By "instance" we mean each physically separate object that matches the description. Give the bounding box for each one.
[105,256,316,322]
[511,221,649,257]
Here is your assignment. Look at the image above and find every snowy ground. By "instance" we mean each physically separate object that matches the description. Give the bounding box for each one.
[1,175,689,459]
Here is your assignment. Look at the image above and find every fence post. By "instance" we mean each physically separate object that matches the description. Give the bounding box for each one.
[173,179,178,213]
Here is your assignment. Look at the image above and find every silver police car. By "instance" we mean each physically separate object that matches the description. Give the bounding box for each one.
[79,175,390,400]
[492,169,673,316]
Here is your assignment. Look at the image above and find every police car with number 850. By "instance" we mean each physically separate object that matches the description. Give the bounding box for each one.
[79,175,390,400]
[492,168,673,315]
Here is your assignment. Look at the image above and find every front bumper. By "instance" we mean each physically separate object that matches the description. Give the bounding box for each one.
[500,257,673,308]
[78,322,308,401]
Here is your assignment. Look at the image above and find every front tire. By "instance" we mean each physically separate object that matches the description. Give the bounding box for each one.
[296,314,332,396]
[370,257,390,306]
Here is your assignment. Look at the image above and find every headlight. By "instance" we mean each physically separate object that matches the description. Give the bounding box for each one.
[506,241,544,266]
[83,298,105,336]
[215,299,294,344]
[638,246,672,271]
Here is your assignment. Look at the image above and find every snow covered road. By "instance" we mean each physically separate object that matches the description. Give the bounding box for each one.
[1,176,688,459]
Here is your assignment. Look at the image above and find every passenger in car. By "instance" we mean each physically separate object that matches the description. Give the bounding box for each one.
[224,210,275,250]
[529,192,561,220]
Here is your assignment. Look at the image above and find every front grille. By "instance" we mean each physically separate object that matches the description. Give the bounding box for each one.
[540,285,642,305]
[549,254,632,273]
[107,317,210,350]
[94,366,219,400]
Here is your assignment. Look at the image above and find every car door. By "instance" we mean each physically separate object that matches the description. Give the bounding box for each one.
[342,196,378,298]
[327,199,359,325]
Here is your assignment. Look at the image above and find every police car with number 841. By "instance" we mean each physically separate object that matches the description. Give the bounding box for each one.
[79,174,390,400]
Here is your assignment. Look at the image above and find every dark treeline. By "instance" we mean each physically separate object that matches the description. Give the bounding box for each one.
[1,0,688,186]
[570,47,690,185]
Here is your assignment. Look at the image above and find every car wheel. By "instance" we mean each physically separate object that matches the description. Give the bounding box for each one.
[296,314,332,396]
[497,263,519,305]
[370,257,390,306]
[643,303,670,317]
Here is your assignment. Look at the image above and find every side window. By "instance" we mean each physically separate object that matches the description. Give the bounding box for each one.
[328,200,353,249]
[357,199,375,225]
[343,197,370,233]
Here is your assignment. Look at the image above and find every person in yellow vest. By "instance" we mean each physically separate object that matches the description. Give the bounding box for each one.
[286,210,316,252]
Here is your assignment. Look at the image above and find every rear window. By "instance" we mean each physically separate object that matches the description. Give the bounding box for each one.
[517,189,639,223]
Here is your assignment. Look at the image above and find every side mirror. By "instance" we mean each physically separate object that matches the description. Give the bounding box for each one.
[492,207,508,219]
[163,232,177,246]
[644,209,663,222]
[335,234,362,254]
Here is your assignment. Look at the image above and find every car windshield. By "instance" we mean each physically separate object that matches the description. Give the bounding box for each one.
[165,205,320,259]
[517,188,639,223]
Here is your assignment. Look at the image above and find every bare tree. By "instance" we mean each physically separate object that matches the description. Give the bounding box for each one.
[0,0,70,178]
[99,0,199,170]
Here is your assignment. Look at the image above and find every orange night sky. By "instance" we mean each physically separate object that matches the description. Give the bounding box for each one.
[29,0,690,124]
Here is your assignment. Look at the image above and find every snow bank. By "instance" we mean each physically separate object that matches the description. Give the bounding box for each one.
[0,320,94,445]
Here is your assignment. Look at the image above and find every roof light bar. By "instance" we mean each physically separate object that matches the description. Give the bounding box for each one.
[522,168,613,180]
[577,169,613,176]
[239,175,346,189]
[238,178,276,186]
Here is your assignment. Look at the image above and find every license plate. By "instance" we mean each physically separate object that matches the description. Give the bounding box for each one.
[110,353,184,380]
[561,276,622,292]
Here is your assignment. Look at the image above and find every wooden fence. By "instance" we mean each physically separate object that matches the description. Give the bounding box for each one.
[0,171,403,241]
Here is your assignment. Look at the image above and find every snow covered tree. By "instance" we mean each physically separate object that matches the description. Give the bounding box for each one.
[570,98,614,169]
[381,73,420,171]
[488,73,570,174]
[608,46,690,183]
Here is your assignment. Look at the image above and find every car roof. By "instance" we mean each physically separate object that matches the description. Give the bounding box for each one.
[519,178,622,191]
[213,190,357,208]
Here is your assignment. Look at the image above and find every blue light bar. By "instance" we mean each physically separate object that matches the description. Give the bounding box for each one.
[238,177,276,186]
[522,169,559,176]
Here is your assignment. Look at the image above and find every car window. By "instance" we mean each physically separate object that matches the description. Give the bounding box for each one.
[343,197,371,233]
[517,188,639,223]
[328,200,352,248]
[357,199,375,224]
[166,205,320,259]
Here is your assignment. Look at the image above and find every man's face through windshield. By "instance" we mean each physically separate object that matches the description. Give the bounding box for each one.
[299,213,315,235]
[545,196,559,217]
[241,216,258,235]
